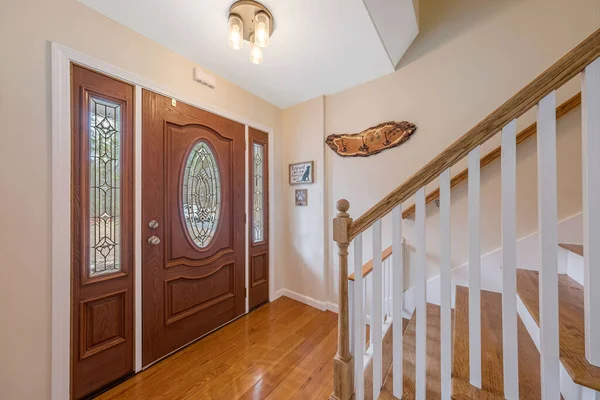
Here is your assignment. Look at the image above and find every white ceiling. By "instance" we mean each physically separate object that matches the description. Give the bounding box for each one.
[79,0,418,108]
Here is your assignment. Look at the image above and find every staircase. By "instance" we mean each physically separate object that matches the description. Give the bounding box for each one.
[329,29,600,400]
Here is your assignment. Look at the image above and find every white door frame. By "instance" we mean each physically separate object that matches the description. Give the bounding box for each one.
[51,42,276,400]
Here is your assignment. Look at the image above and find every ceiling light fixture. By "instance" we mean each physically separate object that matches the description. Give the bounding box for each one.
[249,34,263,65]
[228,0,274,65]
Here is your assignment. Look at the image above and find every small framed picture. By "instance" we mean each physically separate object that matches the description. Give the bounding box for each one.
[289,161,314,185]
[295,189,308,206]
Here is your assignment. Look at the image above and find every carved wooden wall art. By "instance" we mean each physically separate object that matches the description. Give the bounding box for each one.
[325,121,417,157]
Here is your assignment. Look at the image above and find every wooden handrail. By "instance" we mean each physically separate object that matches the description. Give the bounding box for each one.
[348,245,393,281]
[401,93,582,218]
[348,29,600,241]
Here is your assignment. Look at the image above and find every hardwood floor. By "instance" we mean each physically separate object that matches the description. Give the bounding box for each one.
[97,297,338,400]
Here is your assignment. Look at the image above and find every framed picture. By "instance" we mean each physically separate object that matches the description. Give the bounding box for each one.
[289,161,314,185]
[295,189,308,206]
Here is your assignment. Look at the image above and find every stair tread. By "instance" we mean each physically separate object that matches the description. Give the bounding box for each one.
[363,318,409,400]
[453,285,541,399]
[517,269,600,391]
[559,243,584,257]
[377,303,446,399]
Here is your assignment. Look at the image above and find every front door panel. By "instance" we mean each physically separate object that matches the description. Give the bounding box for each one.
[142,90,245,366]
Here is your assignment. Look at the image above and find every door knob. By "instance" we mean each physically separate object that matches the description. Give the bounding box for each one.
[149,220,159,229]
[148,236,161,246]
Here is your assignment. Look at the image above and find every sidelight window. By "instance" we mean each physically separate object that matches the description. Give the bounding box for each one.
[252,142,264,243]
[89,97,122,277]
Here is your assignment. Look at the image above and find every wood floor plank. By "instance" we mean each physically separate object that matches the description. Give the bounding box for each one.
[97,297,337,400]
[147,305,320,399]
[97,297,306,399]
[173,307,326,399]
[264,327,338,399]
[237,310,338,400]
[291,344,336,400]
[212,335,306,400]
[517,269,600,391]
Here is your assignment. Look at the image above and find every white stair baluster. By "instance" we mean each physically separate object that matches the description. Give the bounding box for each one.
[582,57,600,366]
[468,146,482,389]
[392,205,403,398]
[537,91,561,399]
[373,220,383,399]
[354,234,365,400]
[440,169,452,399]
[501,119,519,399]
[415,188,427,399]
[384,258,389,318]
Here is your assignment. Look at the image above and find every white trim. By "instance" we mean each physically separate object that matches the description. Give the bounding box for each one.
[244,125,250,313]
[51,42,276,400]
[274,288,332,312]
[268,117,276,303]
[51,41,72,400]
[326,302,339,313]
[134,86,143,373]
[564,247,585,287]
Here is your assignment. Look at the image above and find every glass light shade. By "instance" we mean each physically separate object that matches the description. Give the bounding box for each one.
[254,11,270,48]
[228,14,243,50]
[249,37,263,64]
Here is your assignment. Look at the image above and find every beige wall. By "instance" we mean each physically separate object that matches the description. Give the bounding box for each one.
[280,97,328,302]
[278,0,598,305]
[0,0,283,398]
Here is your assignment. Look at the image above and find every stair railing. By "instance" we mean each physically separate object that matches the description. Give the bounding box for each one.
[347,244,397,399]
[330,29,600,400]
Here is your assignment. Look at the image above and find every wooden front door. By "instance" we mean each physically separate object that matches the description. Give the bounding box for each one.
[71,65,135,399]
[248,128,270,309]
[141,90,246,366]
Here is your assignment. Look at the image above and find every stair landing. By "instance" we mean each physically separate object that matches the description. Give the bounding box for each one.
[452,286,541,399]
[516,269,600,391]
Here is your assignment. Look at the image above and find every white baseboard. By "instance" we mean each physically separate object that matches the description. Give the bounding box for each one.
[326,302,339,313]
[275,288,337,312]
[564,248,585,286]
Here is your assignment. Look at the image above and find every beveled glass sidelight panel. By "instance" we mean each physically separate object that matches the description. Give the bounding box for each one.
[252,143,264,243]
[182,142,221,248]
[89,97,122,277]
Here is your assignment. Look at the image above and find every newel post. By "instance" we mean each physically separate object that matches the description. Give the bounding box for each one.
[331,199,355,400]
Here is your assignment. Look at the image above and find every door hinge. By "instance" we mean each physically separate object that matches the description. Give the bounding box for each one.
[245,139,247,151]
[245,287,248,298]
[245,213,247,224]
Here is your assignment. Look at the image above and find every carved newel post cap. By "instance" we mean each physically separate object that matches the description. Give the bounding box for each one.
[336,199,350,217]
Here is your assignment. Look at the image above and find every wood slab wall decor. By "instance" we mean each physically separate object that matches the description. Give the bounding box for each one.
[325,121,417,157]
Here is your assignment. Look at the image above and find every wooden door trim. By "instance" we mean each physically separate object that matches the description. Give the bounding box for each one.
[51,43,275,400]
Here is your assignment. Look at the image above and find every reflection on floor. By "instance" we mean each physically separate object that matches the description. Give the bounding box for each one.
[97,296,338,399]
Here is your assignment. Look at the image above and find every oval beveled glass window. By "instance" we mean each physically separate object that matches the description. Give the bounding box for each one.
[182,142,221,248]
